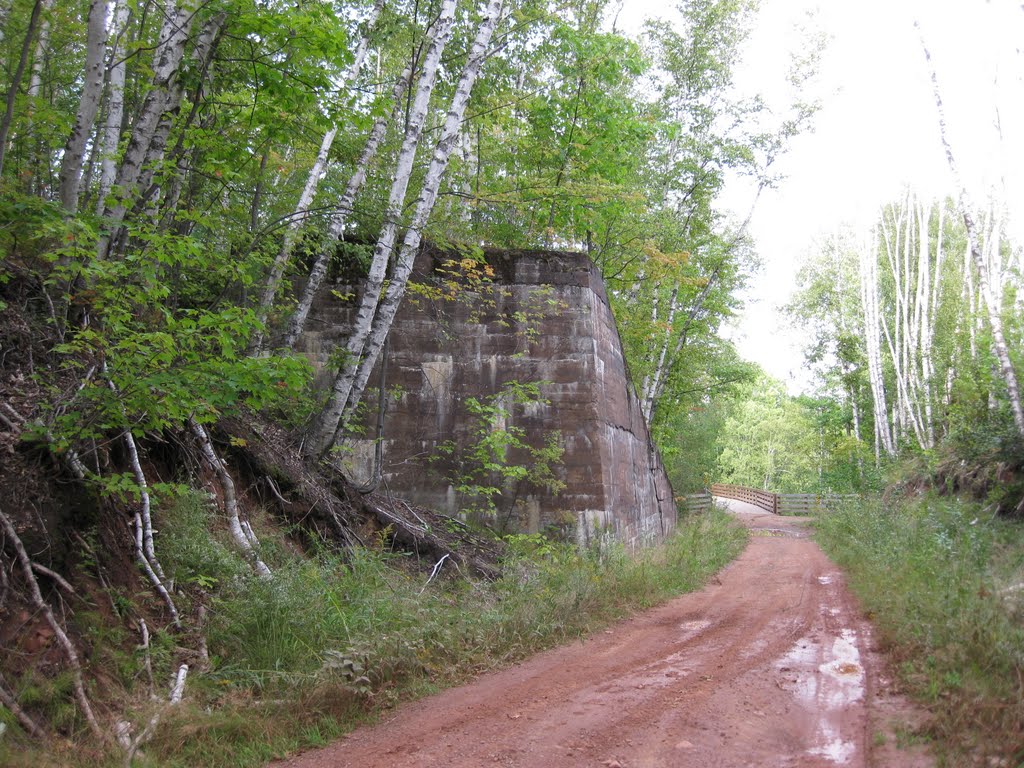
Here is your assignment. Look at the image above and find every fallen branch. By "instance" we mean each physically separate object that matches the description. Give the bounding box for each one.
[122,663,189,767]
[0,410,18,431]
[0,402,25,426]
[363,494,501,580]
[0,508,105,741]
[195,606,210,672]
[131,512,180,628]
[264,475,290,505]
[30,562,76,595]
[419,553,450,595]
[190,419,271,577]
[216,415,363,549]
[100,367,179,624]
[118,423,164,581]
[138,619,154,698]
[0,669,44,738]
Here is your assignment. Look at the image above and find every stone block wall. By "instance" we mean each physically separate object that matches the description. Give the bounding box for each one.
[296,245,676,548]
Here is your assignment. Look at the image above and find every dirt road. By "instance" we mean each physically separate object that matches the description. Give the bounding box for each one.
[278,500,931,768]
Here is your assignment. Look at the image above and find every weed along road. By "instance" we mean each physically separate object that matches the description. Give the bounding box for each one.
[277,500,931,768]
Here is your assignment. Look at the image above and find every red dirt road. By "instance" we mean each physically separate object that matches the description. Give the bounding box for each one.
[277,501,932,768]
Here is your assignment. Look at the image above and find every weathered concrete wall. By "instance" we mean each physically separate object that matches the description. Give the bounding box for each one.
[297,246,676,548]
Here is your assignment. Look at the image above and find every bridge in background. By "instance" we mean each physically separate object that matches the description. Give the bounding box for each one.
[678,483,857,515]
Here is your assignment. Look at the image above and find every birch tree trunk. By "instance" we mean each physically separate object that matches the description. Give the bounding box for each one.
[917,199,936,447]
[248,0,382,354]
[640,283,680,421]
[96,0,129,213]
[919,25,1024,437]
[133,11,224,217]
[99,0,196,255]
[859,228,896,457]
[282,65,412,349]
[58,0,109,212]
[338,0,508,429]
[304,0,460,456]
[190,420,271,577]
[309,0,505,455]
[25,0,53,193]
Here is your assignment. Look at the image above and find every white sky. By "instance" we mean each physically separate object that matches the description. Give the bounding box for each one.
[618,0,1024,393]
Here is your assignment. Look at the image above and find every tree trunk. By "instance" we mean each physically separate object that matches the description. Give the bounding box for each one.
[304,0,461,457]
[99,0,196,255]
[190,420,272,576]
[859,227,895,457]
[0,0,45,178]
[248,0,383,354]
[95,0,129,213]
[918,25,1024,437]
[25,0,53,193]
[282,65,412,349]
[58,0,109,212]
[641,283,680,422]
[336,0,506,432]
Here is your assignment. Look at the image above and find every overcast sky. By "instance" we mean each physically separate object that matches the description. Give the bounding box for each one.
[620,0,1024,392]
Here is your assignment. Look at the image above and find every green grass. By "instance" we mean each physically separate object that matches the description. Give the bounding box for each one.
[138,505,746,767]
[0,501,746,767]
[814,495,1024,766]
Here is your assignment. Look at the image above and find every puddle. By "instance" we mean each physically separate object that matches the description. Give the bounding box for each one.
[808,721,856,764]
[751,527,808,538]
[679,619,712,636]
[776,628,865,765]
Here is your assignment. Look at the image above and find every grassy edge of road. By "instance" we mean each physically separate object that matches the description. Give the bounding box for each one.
[814,495,1024,766]
[1,504,747,768]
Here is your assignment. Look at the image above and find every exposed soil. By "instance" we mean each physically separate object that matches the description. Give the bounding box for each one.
[276,500,933,768]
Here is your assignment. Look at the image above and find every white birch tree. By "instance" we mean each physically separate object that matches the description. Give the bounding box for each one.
[282,65,412,349]
[918,24,1024,437]
[95,0,129,213]
[304,0,460,456]
[248,0,384,353]
[340,0,506,425]
[57,0,108,212]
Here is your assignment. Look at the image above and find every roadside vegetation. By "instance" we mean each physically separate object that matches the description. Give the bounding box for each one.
[814,494,1024,765]
[0,501,746,768]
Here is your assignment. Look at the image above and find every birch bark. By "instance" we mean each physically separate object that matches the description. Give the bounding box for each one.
[282,65,412,349]
[858,228,895,457]
[338,0,506,430]
[248,0,383,353]
[304,0,460,456]
[309,0,505,455]
[58,0,109,212]
[919,25,1024,437]
[96,0,130,213]
[99,0,195,255]
[640,283,680,422]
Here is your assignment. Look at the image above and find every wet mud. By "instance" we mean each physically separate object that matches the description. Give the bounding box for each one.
[276,500,932,768]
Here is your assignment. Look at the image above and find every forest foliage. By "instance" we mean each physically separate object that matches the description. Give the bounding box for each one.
[782,192,1024,505]
[0,0,812,756]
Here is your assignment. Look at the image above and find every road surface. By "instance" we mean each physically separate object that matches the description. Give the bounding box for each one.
[277,499,931,768]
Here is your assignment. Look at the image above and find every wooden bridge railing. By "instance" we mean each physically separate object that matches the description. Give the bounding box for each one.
[710,483,778,514]
[710,483,857,515]
[677,491,713,515]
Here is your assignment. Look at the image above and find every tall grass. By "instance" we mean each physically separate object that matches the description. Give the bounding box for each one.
[814,495,1024,765]
[137,505,746,767]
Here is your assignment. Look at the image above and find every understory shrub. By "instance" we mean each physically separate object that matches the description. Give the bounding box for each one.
[814,495,1024,765]
[145,506,747,767]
